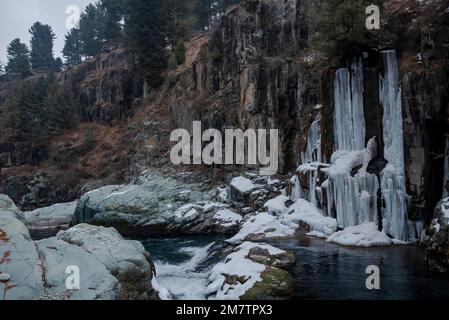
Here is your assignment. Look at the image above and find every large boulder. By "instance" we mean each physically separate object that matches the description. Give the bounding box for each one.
[0,205,46,300]
[72,172,241,237]
[38,224,157,300]
[24,201,77,238]
[0,195,158,300]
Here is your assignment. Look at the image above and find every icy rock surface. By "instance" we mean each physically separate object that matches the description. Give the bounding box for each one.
[379,50,409,241]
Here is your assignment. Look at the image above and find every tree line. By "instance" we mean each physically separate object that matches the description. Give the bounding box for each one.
[0,0,242,88]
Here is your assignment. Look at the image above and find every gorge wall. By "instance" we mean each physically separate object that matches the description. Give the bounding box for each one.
[0,0,448,242]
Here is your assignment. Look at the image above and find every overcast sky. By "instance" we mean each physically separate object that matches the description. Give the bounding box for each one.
[0,0,95,64]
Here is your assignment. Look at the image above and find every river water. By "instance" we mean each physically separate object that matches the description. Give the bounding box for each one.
[143,235,449,300]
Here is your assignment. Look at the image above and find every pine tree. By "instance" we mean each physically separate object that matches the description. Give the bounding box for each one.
[100,0,124,43]
[29,22,56,71]
[165,0,190,49]
[63,29,82,67]
[193,0,213,32]
[125,0,168,88]
[54,57,63,72]
[79,4,106,58]
[5,38,31,77]
[174,39,186,65]
[314,0,385,59]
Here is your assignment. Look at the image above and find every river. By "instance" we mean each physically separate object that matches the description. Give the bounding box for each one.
[143,235,449,300]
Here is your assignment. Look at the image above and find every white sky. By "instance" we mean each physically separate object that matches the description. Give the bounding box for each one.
[0,0,95,64]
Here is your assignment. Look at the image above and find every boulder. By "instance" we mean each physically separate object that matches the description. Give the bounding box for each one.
[37,224,156,300]
[72,172,240,236]
[24,201,77,238]
[0,205,45,300]
[0,195,158,300]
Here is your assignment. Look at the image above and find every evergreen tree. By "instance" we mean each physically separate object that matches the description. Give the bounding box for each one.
[63,29,82,67]
[165,0,190,49]
[193,0,213,32]
[125,0,168,88]
[174,39,186,65]
[100,0,124,42]
[79,4,106,58]
[29,22,56,71]
[5,38,31,76]
[54,57,63,72]
[313,0,385,59]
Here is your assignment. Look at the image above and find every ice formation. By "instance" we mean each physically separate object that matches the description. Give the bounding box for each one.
[333,58,366,151]
[295,51,411,242]
[379,50,409,241]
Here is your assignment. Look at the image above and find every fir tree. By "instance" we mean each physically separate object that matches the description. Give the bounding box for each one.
[79,3,106,58]
[100,0,124,42]
[63,29,83,67]
[174,39,186,65]
[124,0,168,88]
[5,38,31,77]
[29,22,56,71]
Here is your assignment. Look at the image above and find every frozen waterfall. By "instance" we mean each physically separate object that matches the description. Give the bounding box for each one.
[333,58,366,151]
[301,117,322,164]
[379,50,409,241]
[294,52,410,241]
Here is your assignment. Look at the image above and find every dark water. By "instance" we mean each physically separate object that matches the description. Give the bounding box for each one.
[142,235,449,300]
[270,236,449,300]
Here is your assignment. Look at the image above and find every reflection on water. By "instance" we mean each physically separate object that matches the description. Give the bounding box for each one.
[271,235,449,300]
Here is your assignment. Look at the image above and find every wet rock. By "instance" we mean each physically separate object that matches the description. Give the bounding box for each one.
[247,247,295,269]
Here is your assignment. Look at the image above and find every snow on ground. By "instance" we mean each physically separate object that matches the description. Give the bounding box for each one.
[230,176,257,193]
[228,196,337,244]
[326,222,406,247]
[207,242,284,300]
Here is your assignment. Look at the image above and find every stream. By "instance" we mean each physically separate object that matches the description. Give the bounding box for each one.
[143,235,449,300]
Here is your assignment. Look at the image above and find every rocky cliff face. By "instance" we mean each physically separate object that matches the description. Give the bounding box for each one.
[145,0,319,174]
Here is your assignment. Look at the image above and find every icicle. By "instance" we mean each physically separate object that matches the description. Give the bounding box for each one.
[301,117,322,164]
[379,50,409,241]
[443,136,449,198]
[333,58,366,151]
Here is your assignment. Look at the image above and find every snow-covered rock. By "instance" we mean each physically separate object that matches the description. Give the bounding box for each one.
[72,172,241,236]
[228,197,337,243]
[426,198,449,273]
[326,222,399,247]
[24,201,77,237]
[207,242,294,300]
[212,209,243,233]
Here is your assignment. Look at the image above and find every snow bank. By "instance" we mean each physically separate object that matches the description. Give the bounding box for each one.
[326,222,406,247]
[228,196,337,243]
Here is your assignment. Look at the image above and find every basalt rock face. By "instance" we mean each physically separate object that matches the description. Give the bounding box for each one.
[62,48,144,125]
[165,0,318,173]
[402,69,449,221]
